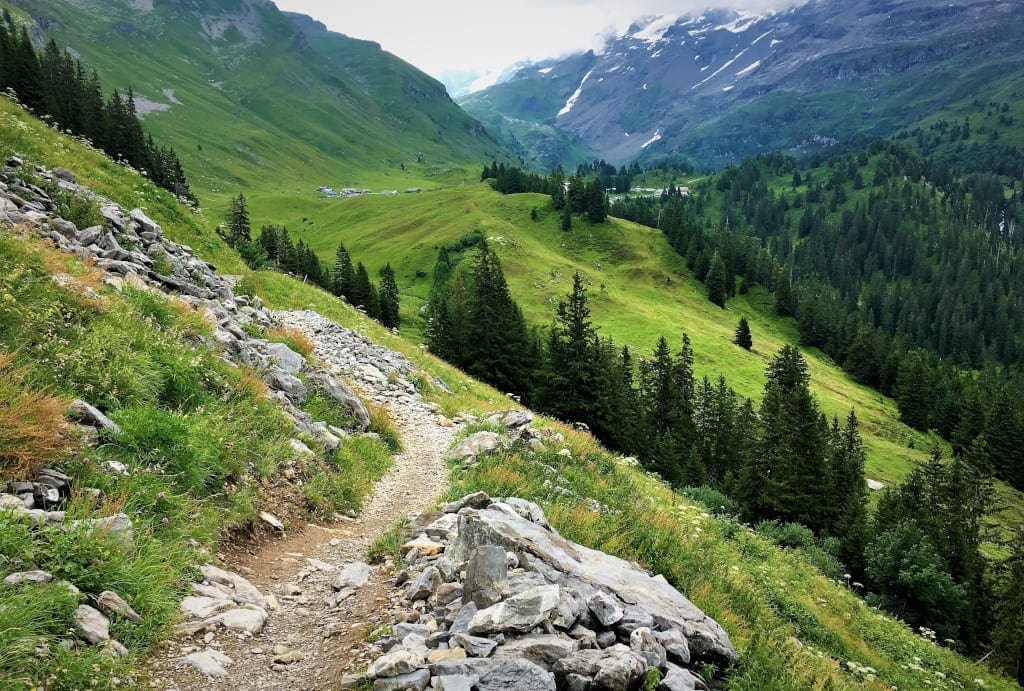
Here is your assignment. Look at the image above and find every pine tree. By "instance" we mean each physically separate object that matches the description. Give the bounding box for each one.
[331,242,355,299]
[560,203,572,232]
[465,241,532,396]
[748,345,832,532]
[830,410,869,575]
[586,178,607,223]
[378,263,401,329]
[224,193,251,247]
[706,253,728,307]
[734,317,753,350]
[540,272,600,426]
[351,262,379,318]
[992,524,1024,683]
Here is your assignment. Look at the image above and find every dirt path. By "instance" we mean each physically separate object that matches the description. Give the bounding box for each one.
[149,311,461,690]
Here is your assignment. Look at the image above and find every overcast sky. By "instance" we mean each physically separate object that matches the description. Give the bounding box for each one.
[272,0,799,80]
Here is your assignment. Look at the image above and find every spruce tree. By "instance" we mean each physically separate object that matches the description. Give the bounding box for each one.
[748,345,832,531]
[734,317,753,350]
[351,262,379,318]
[331,242,355,299]
[830,410,869,575]
[465,241,532,396]
[706,253,728,307]
[541,272,599,426]
[586,178,607,223]
[992,525,1024,683]
[560,203,572,232]
[378,263,401,329]
[225,193,251,247]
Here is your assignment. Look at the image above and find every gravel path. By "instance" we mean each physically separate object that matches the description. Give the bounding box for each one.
[149,311,461,690]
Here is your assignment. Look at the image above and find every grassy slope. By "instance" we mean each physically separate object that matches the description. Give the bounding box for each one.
[1,0,510,201]
[249,185,928,482]
[1,96,1018,690]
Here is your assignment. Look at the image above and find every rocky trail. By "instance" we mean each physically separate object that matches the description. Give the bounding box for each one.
[149,311,464,690]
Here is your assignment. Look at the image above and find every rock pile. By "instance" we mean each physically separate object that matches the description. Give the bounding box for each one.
[344,492,737,691]
[0,157,369,449]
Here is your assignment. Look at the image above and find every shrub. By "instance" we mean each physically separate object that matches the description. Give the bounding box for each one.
[679,486,739,516]
[0,353,72,479]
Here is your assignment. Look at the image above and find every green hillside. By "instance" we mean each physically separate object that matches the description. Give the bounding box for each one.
[243,184,997,503]
[2,94,1020,690]
[2,0,511,197]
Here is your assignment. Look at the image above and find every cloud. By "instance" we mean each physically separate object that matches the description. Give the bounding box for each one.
[272,0,803,78]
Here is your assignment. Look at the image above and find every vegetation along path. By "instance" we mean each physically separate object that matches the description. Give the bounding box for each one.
[151,310,462,690]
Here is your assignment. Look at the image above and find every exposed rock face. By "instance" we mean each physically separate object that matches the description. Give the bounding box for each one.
[353,491,735,690]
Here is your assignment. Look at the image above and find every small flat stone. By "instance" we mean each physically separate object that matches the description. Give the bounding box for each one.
[182,649,233,677]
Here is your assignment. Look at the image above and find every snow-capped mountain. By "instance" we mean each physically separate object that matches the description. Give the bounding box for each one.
[462,0,1024,167]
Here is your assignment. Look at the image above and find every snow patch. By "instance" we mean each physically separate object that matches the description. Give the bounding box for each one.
[642,83,649,90]
[641,130,662,149]
[751,29,774,45]
[770,39,783,48]
[693,48,749,90]
[538,67,553,75]
[630,15,680,44]
[735,60,762,77]
[722,85,735,92]
[558,68,595,117]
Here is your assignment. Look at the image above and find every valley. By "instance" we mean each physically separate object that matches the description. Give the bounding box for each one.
[1,0,1024,688]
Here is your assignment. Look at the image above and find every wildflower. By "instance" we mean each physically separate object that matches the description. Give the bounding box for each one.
[161,517,169,525]
[155,492,166,500]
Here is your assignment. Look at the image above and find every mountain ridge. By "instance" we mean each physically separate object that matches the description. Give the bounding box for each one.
[463,0,1024,168]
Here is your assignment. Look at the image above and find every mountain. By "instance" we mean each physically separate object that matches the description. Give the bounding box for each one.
[462,0,1024,168]
[4,0,510,196]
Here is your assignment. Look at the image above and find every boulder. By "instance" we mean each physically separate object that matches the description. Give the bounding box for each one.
[654,629,691,665]
[265,341,305,373]
[405,566,442,601]
[128,208,160,234]
[265,368,307,404]
[182,649,232,677]
[588,591,624,627]
[308,371,371,430]
[444,491,492,513]
[451,632,497,657]
[401,534,445,557]
[179,596,231,619]
[67,399,121,434]
[3,570,54,585]
[199,563,266,608]
[434,674,476,691]
[450,506,738,666]
[449,432,501,461]
[553,648,649,691]
[476,658,556,691]
[373,669,430,691]
[73,605,110,644]
[463,545,509,608]
[468,584,561,635]
[217,606,268,634]
[658,663,708,691]
[96,590,142,624]
[492,633,579,670]
[333,561,372,590]
[370,649,424,678]
[629,627,667,668]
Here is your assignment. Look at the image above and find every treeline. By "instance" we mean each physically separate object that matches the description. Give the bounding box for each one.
[220,194,400,329]
[0,15,194,202]
[423,243,1017,667]
[614,143,1024,492]
[481,162,607,227]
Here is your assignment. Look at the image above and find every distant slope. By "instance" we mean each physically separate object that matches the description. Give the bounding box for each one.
[463,0,1024,168]
[4,0,511,197]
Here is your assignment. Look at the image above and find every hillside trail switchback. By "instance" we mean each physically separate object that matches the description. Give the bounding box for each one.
[150,310,461,690]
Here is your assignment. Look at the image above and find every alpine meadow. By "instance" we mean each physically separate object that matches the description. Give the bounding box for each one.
[1,1,1023,690]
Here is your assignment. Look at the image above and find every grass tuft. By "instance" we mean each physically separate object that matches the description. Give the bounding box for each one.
[0,353,73,479]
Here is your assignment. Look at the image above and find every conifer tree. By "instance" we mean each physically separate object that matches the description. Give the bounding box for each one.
[706,253,728,307]
[992,525,1024,683]
[748,345,832,531]
[351,262,379,318]
[830,410,869,574]
[331,242,354,299]
[464,241,532,395]
[224,193,251,247]
[378,263,401,329]
[586,178,607,223]
[734,317,753,350]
